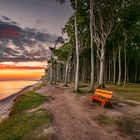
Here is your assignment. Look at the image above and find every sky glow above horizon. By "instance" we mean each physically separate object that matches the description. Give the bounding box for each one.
[0,61,47,80]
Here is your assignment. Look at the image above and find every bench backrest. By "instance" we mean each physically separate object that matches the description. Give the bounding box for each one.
[95,89,113,99]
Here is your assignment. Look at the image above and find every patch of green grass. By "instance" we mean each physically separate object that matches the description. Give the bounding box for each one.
[114,86,140,102]
[0,109,50,140]
[77,87,90,95]
[34,82,47,90]
[11,90,47,114]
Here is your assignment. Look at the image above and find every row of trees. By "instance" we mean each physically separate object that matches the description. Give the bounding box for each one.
[47,0,140,92]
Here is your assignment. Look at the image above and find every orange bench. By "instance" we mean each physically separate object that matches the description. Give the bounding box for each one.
[90,89,113,107]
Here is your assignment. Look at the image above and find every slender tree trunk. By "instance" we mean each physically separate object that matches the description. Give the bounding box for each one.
[68,60,71,82]
[82,58,86,82]
[96,56,100,84]
[50,50,53,84]
[104,59,108,83]
[118,43,122,86]
[56,62,59,82]
[135,60,137,83]
[72,56,76,82]
[113,45,116,85]
[124,45,127,86]
[108,59,111,83]
[99,46,105,88]
[74,0,79,92]
[124,33,127,86]
[90,0,95,92]
[64,54,71,86]
[127,58,129,83]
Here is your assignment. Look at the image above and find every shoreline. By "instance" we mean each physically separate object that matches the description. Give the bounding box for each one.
[0,81,42,123]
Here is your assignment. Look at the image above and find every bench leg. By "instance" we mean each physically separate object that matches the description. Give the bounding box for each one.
[104,101,112,108]
[101,102,105,107]
[91,99,95,103]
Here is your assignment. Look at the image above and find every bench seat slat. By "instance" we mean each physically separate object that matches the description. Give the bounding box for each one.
[96,89,113,94]
[95,92,113,99]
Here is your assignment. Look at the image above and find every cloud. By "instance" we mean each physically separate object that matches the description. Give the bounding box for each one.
[35,19,46,25]
[1,16,11,21]
[0,64,44,70]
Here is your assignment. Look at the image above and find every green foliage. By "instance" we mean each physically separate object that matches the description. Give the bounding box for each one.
[55,43,73,61]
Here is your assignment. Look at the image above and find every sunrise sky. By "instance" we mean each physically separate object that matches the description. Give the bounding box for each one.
[0,61,47,80]
[0,0,72,80]
[0,0,72,35]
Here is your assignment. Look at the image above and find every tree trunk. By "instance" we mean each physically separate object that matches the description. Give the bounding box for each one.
[50,50,53,84]
[124,33,127,86]
[113,45,116,85]
[96,56,100,84]
[108,59,111,83]
[135,60,137,83]
[56,62,59,82]
[99,46,105,88]
[90,0,95,92]
[118,43,122,86]
[74,0,79,92]
[82,58,86,82]
[64,54,71,86]
[124,45,127,86]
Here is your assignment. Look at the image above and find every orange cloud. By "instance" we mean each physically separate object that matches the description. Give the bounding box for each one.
[0,69,44,80]
[0,64,44,70]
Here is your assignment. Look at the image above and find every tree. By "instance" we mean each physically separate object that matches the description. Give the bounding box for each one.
[90,0,95,92]
[92,0,118,88]
[74,0,80,92]
[48,36,64,84]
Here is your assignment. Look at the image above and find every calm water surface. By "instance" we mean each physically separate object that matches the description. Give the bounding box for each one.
[0,81,38,100]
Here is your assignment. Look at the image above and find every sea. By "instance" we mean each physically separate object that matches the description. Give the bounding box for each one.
[0,80,38,100]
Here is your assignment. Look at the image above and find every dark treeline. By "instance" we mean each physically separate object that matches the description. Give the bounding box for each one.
[47,0,140,92]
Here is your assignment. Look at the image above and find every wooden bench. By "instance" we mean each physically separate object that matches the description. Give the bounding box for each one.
[90,89,113,107]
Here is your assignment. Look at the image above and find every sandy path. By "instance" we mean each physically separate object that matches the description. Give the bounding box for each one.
[38,84,130,140]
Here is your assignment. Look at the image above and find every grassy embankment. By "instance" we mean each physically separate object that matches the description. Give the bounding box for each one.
[0,82,50,140]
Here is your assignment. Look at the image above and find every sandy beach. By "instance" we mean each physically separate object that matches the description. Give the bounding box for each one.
[0,81,41,123]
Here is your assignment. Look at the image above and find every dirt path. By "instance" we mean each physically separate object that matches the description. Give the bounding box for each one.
[38,84,134,140]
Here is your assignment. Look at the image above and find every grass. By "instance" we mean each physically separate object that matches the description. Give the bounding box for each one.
[97,114,140,139]
[77,87,90,95]
[112,85,140,102]
[33,81,47,91]
[0,109,50,140]
[11,90,48,114]
[0,89,50,140]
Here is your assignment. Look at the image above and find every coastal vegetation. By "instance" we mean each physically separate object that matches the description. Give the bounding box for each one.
[0,90,50,140]
[11,90,47,114]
